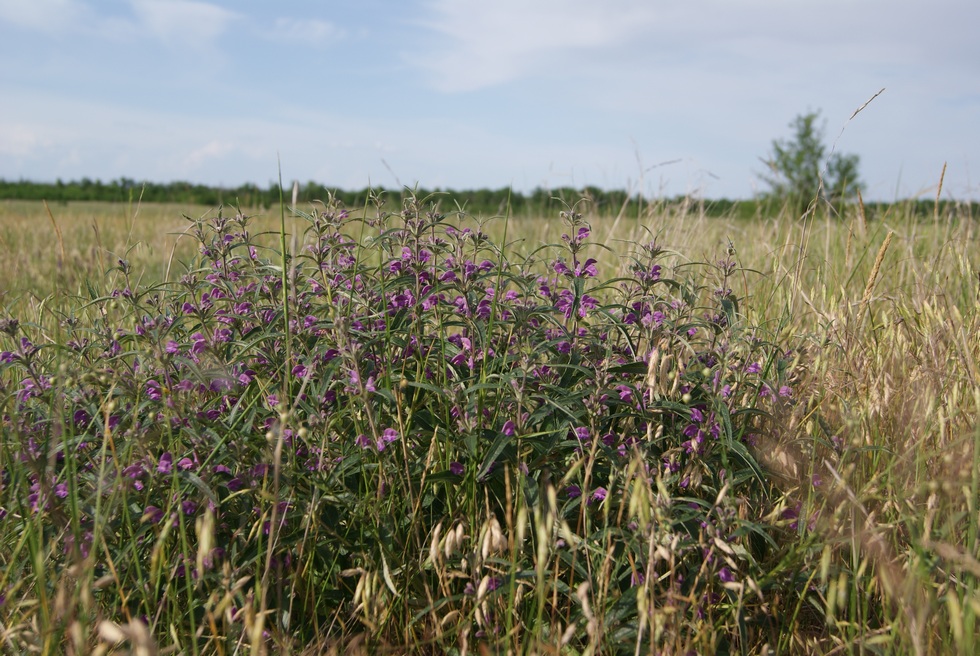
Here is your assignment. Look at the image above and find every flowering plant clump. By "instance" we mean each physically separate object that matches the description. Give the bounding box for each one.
[0,193,800,653]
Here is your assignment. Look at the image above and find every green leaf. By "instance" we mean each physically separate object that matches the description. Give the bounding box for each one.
[477,429,513,481]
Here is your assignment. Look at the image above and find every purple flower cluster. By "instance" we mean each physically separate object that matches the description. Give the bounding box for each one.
[0,197,801,646]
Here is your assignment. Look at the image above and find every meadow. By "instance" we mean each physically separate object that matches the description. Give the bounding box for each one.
[0,191,977,655]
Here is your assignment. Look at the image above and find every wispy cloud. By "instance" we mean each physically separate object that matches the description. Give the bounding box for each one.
[129,0,240,45]
[0,0,88,33]
[410,0,658,92]
[1,0,977,199]
[183,140,237,169]
[0,0,239,46]
[261,17,345,45]
[0,124,45,158]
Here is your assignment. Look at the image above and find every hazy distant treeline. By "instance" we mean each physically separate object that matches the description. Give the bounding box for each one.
[0,177,973,220]
[0,177,721,216]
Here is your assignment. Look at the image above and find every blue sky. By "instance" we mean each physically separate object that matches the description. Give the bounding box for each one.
[1,0,978,200]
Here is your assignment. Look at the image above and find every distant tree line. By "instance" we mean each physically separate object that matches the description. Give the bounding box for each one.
[0,177,973,221]
[0,177,688,216]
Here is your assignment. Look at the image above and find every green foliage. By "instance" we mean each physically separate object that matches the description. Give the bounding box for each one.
[0,178,662,219]
[759,110,864,214]
[0,194,803,653]
[1,192,978,654]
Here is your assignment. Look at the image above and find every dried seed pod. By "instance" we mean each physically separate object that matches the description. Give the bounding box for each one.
[429,521,443,565]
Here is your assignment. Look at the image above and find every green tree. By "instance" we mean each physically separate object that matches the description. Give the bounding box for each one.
[759,110,863,214]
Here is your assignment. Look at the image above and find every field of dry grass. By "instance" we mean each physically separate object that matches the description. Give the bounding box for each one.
[1,195,977,653]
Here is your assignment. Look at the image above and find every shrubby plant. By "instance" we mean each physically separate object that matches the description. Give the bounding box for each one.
[0,193,802,653]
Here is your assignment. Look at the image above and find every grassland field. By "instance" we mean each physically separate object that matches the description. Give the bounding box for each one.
[0,195,978,654]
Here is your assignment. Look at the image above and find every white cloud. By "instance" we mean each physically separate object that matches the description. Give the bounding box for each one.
[263,17,344,45]
[0,0,87,33]
[411,0,980,97]
[183,140,236,169]
[0,125,44,157]
[129,0,239,45]
[0,0,240,46]
[410,0,659,91]
[2,1,978,200]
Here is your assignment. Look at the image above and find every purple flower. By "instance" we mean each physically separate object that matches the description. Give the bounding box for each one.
[73,409,91,429]
[19,337,37,356]
[590,487,607,503]
[639,264,661,282]
[450,461,464,476]
[718,566,735,583]
[575,258,598,278]
[573,426,590,442]
[389,290,416,312]
[190,333,207,354]
[17,376,50,402]
[123,463,146,490]
[565,485,582,498]
[501,420,516,437]
[65,531,94,559]
[474,299,492,320]
[555,290,575,319]
[142,505,164,523]
[377,428,399,451]
[355,434,371,449]
[145,380,162,401]
[157,452,173,474]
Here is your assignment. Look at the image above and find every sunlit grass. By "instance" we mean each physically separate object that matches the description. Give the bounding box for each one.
[0,192,977,654]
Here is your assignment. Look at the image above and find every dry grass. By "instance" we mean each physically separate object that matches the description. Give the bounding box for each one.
[1,195,978,653]
[0,200,304,303]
